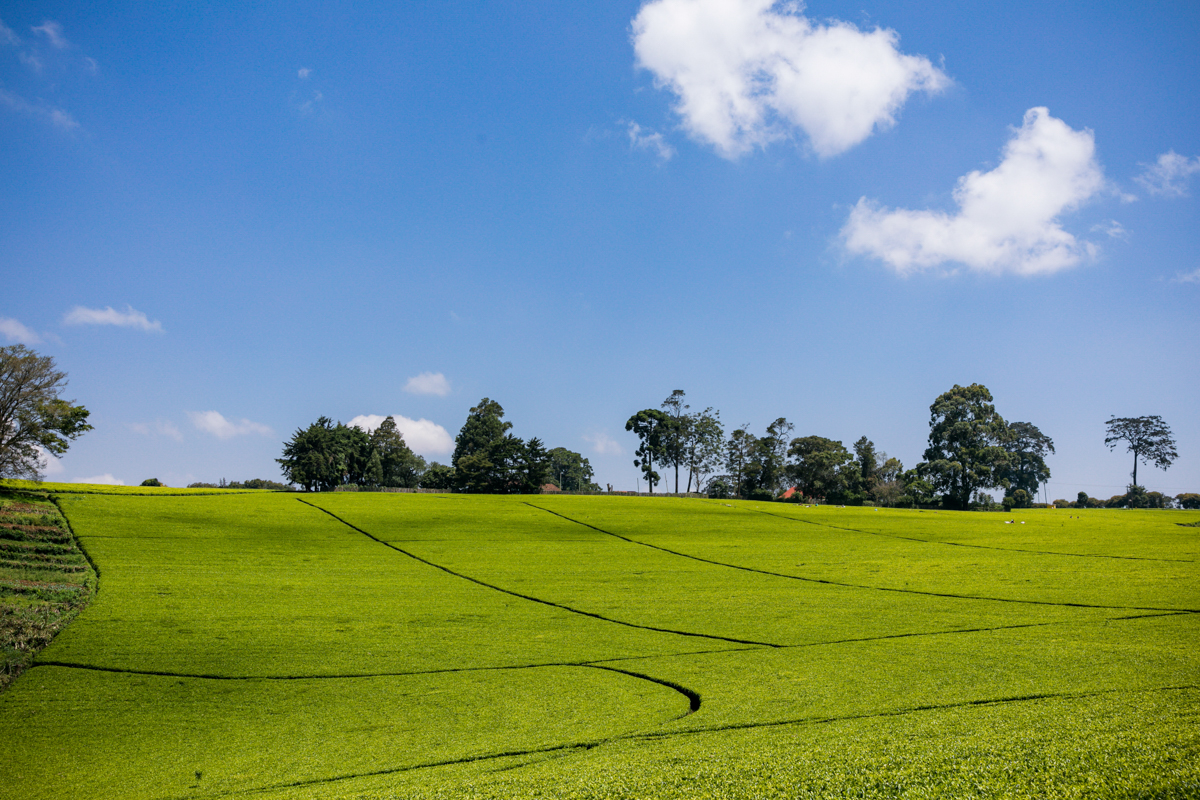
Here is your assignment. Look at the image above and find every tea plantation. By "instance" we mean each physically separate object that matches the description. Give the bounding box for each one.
[0,488,1197,798]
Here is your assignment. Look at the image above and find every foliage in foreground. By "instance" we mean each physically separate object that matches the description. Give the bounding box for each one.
[0,490,95,691]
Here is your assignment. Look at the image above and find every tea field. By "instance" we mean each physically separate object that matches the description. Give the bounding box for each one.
[0,487,1197,798]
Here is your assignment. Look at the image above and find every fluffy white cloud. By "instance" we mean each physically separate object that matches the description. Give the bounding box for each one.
[631,0,948,158]
[348,414,455,456]
[298,67,311,79]
[1135,150,1200,198]
[627,120,676,161]
[403,372,452,397]
[0,317,41,344]
[842,107,1105,276]
[1172,268,1200,285]
[64,304,163,332]
[583,432,624,456]
[0,88,78,130]
[128,419,183,441]
[188,411,272,440]
[74,473,124,485]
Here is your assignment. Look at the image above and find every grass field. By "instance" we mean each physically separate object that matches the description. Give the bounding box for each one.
[0,487,1197,798]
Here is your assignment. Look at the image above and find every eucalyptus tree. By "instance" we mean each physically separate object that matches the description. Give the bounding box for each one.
[921,383,1011,510]
[759,418,794,496]
[724,426,758,498]
[1104,415,1177,488]
[787,436,855,500]
[1001,421,1055,500]
[659,390,689,493]
[683,407,724,493]
[547,447,597,492]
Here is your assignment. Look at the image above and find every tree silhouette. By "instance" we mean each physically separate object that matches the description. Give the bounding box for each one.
[1104,415,1177,487]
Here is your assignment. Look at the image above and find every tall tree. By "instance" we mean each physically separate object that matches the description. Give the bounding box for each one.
[278,417,343,491]
[546,447,597,492]
[516,436,552,494]
[659,390,689,493]
[1104,415,1178,488]
[787,436,855,500]
[420,462,456,490]
[920,384,1012,509]
[683,407,724,494]
[1001,421,1055,499]
[0,345,92,480]
[852,436,878,496]
[453,398,513,493]
[759,417,794,497]
[626,408,671,494]
[725,426,758,498]
[369,416,426,488]
[333,423,373,486]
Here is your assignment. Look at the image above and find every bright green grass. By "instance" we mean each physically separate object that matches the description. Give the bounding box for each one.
[0,479,265,496]
[0,493,1196,799]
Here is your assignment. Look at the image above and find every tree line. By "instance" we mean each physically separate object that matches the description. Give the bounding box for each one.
[277,399,598,494]
[626,384,1181,510]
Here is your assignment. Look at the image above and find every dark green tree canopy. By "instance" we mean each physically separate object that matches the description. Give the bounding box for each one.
[420,462,456,491]
[659,390,689,493]
[547,447,597,492]
[682,406,723,494]
[921,383,1012,510]
[369,417,426,488]
[1001,421,1055,499]
[453,398,514,493]
[1104,415,1177,488]
[626,408,672,494]
[787,435,855,500]
[278,417,353,492]
[0,345,92,481]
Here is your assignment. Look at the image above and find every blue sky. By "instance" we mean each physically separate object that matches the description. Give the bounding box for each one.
[2,0,1198,499]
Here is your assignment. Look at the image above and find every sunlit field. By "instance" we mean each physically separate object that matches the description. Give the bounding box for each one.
[2,487,1197,799]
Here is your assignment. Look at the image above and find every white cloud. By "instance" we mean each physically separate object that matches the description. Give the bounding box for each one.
[1135,150,1200,198]
[63,305,163,332]
[404,372,452,397]
[296,90,323,114]
[1091,220,1127,240]
[631,0,948,158]
[298,67,311,79]
[1172,268,1200,285]
[0,317,41,344]
[31,20,68,49]
[74,473,124,485]
[37,447,65,476]
[627,120,676,161]
[842,107,1105,276]
[348,414,454,456]
[583,432,624,456]
[128,419,183,441]
[188,411,272,440]
[0,88,78,130]
[0,17,19,45]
